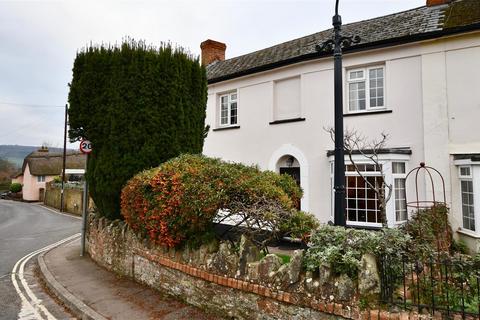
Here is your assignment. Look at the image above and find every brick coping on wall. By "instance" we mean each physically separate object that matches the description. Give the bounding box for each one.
[134,248,449,320]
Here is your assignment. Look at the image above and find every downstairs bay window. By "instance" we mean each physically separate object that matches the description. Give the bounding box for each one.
[329,152,410,228]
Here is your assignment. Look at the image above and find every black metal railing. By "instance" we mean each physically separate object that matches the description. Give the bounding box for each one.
[379,254,480,319]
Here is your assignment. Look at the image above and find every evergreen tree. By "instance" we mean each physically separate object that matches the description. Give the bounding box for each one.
[68,40,207,219]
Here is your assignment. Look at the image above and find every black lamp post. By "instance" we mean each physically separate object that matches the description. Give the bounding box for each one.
[316,0,360,227]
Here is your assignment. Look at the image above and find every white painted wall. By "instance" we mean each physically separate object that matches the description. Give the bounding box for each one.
[203,31,480,248]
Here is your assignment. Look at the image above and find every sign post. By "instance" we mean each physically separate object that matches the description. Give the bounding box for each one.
[79,139,92,256]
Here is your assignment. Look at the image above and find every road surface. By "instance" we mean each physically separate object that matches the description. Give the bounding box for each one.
[0,200,80,320]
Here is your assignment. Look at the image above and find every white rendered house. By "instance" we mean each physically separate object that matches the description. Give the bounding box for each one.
[201,0,480,252]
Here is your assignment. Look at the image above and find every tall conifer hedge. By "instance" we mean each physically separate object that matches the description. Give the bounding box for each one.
[68,40,207,220]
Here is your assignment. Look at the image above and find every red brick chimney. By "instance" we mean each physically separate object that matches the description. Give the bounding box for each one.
[200,39,226,66]
[426,0,450,6]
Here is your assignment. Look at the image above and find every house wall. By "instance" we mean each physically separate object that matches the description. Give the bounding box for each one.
[21,164,55,201]
[203,31,480,246]
[11,176,23,185]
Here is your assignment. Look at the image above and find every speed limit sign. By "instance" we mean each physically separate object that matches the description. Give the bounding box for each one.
[79,139,93,154]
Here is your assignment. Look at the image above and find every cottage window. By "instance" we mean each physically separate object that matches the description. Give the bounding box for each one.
[329,158,410,228]
[347,66,385,112]
[392,162,408,222]
[459,166,475,232]
[37,175,45,182]
[219,92,237,126]
[345,164,384,226]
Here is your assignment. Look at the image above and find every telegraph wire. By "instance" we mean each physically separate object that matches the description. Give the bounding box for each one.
[0,102,64,108]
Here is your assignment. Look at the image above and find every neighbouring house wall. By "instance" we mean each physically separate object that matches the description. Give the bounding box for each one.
[44,182,84,215]
[21,164,56,201]
[87,215,425,320]
[444,39,480,251]
[11,176,23,185]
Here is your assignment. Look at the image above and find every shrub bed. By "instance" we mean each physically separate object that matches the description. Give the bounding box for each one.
[121,154,313,248]
[10,182,22,193]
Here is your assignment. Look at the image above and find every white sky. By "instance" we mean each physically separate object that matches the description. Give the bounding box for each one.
[0,0,425,149]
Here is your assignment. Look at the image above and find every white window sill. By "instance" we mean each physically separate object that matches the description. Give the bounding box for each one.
[347,221,383,229]
[457,228,480,239]
[344,109,392,117]
[212,125,240,132]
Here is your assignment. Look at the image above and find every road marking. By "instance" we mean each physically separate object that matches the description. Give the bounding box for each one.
[35,204,82,220]
[11,233,81,320]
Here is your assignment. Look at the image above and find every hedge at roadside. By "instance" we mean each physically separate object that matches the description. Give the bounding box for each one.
[120,154,311,248]
[68,40,207,220]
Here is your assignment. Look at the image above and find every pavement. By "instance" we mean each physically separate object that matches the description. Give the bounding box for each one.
[38,236,220,320]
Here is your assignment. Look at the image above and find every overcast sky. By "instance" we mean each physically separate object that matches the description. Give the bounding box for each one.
[0,0,425,149]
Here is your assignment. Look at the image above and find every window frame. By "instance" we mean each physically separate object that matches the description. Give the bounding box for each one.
[392,162,408,224]
[37,175,45,182]
[344,163,384,228]
[346,65,386,114]
[329,155,411,228]
[218,91,238,128]
[459,166,475,232]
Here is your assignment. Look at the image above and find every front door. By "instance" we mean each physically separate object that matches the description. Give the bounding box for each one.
[279,167,301,209]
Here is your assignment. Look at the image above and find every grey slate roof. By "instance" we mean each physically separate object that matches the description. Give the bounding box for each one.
[207,0,480,83]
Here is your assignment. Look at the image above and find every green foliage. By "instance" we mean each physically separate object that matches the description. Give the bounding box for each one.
[68,39,208,220]
[260,252,291,264]
[121,154,303,248]
[53,176,62,183]
[403,204,452,257]
[280,211,319,240]
[304,225,410,278]
[451,239,469,254]
[10,182,22,193]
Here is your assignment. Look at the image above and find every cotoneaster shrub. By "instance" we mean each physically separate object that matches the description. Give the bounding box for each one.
[121,154,304,248]
[304,225,410,278]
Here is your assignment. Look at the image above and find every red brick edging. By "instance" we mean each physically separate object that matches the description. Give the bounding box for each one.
[132,249,447,320]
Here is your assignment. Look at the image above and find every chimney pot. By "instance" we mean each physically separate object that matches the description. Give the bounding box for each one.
[200,39,226,66]
[426,0,450,7]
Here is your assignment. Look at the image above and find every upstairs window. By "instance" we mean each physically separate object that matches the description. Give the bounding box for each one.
[347,66,385,112]
[219,92,238,126]
[37,175,45,182]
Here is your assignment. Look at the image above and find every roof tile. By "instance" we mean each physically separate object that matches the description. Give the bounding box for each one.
[207,0,480,83]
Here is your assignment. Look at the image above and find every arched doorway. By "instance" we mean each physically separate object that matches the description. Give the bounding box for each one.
[277,155,301,209]
[277,155,301,187]
[269,144,309,211]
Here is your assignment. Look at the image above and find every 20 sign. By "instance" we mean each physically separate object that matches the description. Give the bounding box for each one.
[80,139,93,154]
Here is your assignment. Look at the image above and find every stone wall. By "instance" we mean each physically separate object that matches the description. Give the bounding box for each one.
[44,182,94,215]
[44,183,83,215]
[87,215,432,319]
